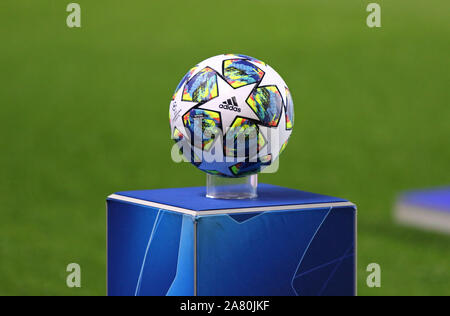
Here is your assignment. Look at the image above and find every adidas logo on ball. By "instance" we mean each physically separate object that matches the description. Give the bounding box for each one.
[218,97,241,113]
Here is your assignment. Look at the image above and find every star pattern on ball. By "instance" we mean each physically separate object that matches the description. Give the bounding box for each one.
[197,76,259,133]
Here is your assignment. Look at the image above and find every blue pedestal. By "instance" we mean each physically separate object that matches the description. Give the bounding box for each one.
[107,184,357,296]
[395,187,450,234]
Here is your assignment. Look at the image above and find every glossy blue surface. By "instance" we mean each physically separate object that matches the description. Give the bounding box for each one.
[107,201,194,296]
[196,206,355,296]
[116,183,348,211]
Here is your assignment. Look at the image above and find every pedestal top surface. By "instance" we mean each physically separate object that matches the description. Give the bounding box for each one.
[110,184,350,213]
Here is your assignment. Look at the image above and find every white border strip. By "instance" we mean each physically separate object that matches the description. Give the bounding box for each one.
[108,194,198,216]
[108,194,355,216]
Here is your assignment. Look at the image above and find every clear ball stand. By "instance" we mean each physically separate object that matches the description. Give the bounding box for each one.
[206,174,258,199]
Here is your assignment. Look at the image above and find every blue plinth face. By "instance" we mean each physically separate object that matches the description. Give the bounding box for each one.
[107,184,356,296]
[107,201,194,296]
[197,207,355,296]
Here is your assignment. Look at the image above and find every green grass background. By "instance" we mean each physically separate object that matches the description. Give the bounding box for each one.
[0,0,449,295]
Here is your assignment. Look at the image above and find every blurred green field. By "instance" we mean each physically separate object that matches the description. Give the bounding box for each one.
[0,0,449,296]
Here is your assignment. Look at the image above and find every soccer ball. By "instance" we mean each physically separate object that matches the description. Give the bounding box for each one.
[169,54,294,177]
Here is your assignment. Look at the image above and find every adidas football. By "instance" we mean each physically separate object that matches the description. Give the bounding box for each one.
[169,54,294,177]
